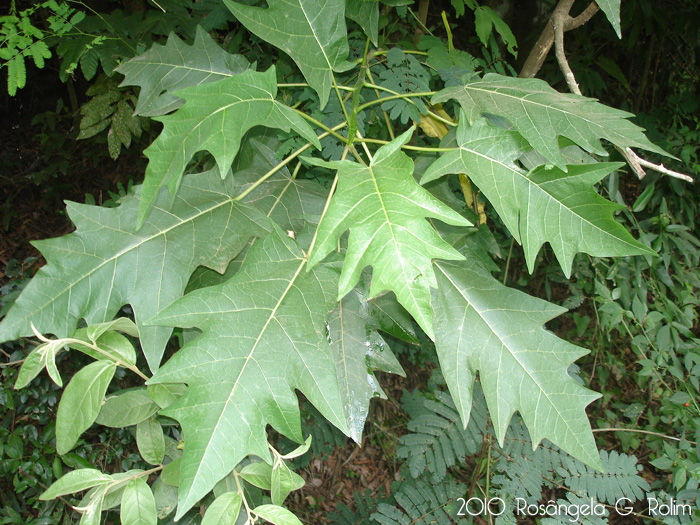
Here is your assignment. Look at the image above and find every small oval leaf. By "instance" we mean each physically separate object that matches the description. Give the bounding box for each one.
[201,491,242,525]
[96,387,159,427]
[40,468,112,500]
[137,417,165,465]
[120,478,157,525]
[56,360,116,455]
[253,504,303,525]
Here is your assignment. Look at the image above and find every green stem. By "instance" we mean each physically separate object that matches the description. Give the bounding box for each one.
[356,91,435,113]
[358,136,456,152]
[36,333,149,381]
[278,82,353,92]
[372,49,429,58]
[233,123,346,202]
[364,67,396,140]
[593,427,696,445]
[293,109,348,142]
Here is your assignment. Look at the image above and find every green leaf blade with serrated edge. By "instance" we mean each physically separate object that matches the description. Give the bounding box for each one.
[148,226,349,518]
[422,118,654,275]
[117,26,249,117]
[328,286,404,441]
[596,0,622,38]
[431,253,603,471]
[56,360,116,455]
[0,168,270,372]
[138,67,320,227]
[120,478,157,525]
[433,73,668,168]
[307,129,471,339]
[224,0,353,109]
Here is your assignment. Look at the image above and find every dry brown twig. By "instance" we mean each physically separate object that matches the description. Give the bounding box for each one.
[521,0,694,183]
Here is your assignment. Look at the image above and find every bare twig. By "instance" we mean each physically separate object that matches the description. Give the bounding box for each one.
[566,2,600,30]
[552,11,581,95]
[519,0,575,78]
[542,2,694,183]
[593,427,697,445]
[620,147,694,182]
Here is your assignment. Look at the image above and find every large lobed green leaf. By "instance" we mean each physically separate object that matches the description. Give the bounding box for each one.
[148,226,350,518]
[433,73,668,169]
[0,169,269,371]
[116,26,249,117]
[224,0,353,109]
[307,129,471,339]
[138,67,320,227]
[422,118,654,275]
[432,248,603,470]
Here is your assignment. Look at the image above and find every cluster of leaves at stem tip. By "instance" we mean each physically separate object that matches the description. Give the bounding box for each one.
[0,0,684,523]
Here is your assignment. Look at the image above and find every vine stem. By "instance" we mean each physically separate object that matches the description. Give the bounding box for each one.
[233,122,346,202]
[593,427,697,445]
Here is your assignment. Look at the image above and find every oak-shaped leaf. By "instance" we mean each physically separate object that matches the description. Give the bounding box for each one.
[138,67,320,227]
[422,118,654,275]
[433,73,667,169]
[116,26,249,117]
[306,129,471,339]
[148,226,350,518]
[431,249,603,470]
[224,0,353,109]
[0,169,270,371]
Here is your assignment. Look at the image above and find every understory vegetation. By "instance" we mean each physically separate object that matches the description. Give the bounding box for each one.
[1,0,699,523]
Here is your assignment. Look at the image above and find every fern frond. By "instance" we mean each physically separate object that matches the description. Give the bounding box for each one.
[371,478,464,525]
[6,54,25,96]
[397,389,486,482]
[561,449,650,505]
[377,48,430,124]
[540,493,609,525]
